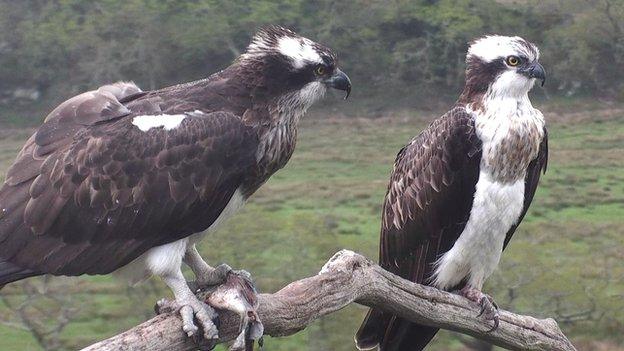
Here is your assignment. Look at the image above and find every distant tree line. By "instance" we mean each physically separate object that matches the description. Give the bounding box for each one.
[0,0,622,124]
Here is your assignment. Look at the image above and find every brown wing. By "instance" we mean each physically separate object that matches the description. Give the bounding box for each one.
[379,107,482,283]
[5,82,141,186]
[355,107,482,349]
[503,127,548,249]
[357,112,548,351]
[0,89,258,278]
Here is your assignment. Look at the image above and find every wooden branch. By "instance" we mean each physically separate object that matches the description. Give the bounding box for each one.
[81,250,576,351]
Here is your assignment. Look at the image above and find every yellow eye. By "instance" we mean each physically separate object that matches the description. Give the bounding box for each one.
[314,65,326,75]
[506,56,520,66]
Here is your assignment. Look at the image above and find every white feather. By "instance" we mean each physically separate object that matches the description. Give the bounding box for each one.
[432,173,525,290]
[468,35,539,63]
[489,70,535,99]
[433,83,544,290]
[144,238,189,277]
[277,36,322,68]
[132,114,186,132]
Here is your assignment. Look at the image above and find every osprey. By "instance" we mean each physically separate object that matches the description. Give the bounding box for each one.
[0,26,351,340]
[355,35,547,350]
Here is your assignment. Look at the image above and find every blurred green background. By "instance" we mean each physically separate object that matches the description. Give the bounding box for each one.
[0,1,623,350]
[1,0,624,125]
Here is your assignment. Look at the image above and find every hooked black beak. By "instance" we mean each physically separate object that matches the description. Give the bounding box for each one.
[325,69,352,99]
[519,61,546,87]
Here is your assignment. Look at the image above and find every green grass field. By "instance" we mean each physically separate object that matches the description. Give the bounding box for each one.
[0,106,622,350]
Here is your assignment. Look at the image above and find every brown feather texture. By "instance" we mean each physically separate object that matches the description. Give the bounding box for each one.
[0,26,348,287]
[356,35,548,351]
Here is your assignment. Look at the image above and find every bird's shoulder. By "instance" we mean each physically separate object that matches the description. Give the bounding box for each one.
[6,81,260,188]
[396,106,478,161]
[387,105,481,208]
[130,71,254,119]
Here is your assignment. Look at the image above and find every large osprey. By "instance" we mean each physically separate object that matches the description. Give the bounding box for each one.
[355,35,547,350]
[0,26,351,340]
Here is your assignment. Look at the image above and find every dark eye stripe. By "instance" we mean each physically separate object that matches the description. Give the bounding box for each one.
[321,55,333,65]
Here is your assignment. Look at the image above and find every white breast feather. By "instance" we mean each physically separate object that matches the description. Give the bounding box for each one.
[432,100,543,291]
[432,172,524,290]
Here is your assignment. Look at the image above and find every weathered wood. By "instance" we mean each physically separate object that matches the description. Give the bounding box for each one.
[82,250,576,351]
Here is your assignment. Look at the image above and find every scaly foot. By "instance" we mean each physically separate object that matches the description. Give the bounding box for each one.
[195,263,234,289]
[155,294,220,340]
[459,286,499,332]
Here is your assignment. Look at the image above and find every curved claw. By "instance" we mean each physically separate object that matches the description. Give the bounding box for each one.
[476,305,486,318]
[460,286,500,332]
[487,315,500,333]
[154,297,220,340]
[180,303,219,339]
[477,295,500,332]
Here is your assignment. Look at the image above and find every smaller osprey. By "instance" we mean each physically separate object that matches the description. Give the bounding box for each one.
[0,26,350,342]
[355,35,547,351]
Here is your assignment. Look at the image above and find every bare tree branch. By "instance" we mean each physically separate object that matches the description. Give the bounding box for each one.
[1,279,80,351]
[81,250,577,351]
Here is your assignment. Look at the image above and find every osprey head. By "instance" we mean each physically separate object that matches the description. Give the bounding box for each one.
[464,35,545,99]
[240,26,351,104]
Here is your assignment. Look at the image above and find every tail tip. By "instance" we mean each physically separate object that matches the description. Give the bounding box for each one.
[354,334,380,351]
[0,260,40,287]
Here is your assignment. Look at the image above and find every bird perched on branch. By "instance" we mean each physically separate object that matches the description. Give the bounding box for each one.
[0,25,351,343]
[355,35,547,350]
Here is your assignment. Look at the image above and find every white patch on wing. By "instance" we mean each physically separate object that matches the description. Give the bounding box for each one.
[432,172,525,290]
[468,35,539,63]
[114,189,246,284]
[132,114,187,132]
[277,36,322,68]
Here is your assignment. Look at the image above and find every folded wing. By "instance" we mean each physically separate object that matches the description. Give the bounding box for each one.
[0,83,258,279]
[356,107,482,350]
